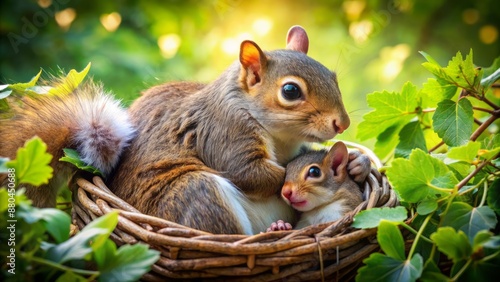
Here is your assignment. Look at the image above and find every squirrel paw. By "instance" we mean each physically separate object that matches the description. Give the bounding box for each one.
[266,220,293,232]
[348,150,371,183]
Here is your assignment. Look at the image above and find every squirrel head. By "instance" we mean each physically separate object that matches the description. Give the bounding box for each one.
[238,25,350,144]
[281,141,359,212]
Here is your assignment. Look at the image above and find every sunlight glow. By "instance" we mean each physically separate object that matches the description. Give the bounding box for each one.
[253,18,273,36]
[100,12,122,32]
[37,0,52,8]
[221,33,253,55]
[158,34,181,58]
[349,20,373,43]
[463,9,480,25]
[343,0,366,21]
[381,44,411,82]
[479,25,498,44]
[55,8,76,31]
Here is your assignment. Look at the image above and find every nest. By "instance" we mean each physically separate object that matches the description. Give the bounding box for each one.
[72,144,398,281]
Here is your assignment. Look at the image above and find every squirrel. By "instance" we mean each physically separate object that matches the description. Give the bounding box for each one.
[267,141,366,232]
[0,81,135,207]
[0,26,370,234]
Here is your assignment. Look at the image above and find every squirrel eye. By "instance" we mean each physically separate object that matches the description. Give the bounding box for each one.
[281,83,302,100]
[307,166,321,178]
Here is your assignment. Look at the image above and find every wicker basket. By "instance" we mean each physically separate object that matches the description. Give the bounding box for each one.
[71,144,398,281]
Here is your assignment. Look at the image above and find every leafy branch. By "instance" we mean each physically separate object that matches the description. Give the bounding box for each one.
[354,49,499,281]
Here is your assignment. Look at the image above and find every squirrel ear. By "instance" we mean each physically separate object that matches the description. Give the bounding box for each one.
[286,25,309,54]
[239,40,267,87]
[325,141,349,177]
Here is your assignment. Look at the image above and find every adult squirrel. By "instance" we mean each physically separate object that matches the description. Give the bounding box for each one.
[267,141,365,232]
[0,26,369,234]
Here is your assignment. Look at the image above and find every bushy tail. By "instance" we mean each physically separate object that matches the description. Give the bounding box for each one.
[69,83,135,175]
[0,79,135,206]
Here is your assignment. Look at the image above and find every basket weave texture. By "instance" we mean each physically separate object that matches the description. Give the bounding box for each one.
[72,151,397,281]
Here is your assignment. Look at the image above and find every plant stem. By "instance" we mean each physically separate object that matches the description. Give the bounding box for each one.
[429,141,445,153]
[481,67,500,88]
[456,160,491,190]
[479,181,488,207]
[408,213,432,259]
[470,110,500,141]
[451,259,472,281]
[400,222,433,244]
[473,107,495,114]
[29,255,100,276]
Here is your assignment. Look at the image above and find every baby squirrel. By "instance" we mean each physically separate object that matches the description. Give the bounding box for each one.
[1,26,370,234]
[267,141,365,231]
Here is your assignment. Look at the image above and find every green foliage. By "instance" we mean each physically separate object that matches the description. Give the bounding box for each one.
[352,206,407,229]
[6,137,53,186]
[60,148,103,177]
[1,139,160,282]
[356,50,500,281]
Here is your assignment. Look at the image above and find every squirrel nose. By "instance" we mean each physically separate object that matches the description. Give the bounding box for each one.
[333,117,350,134]
[282,184,293,201]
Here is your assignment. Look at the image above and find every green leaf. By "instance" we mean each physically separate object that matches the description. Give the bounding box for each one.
[395,121,427,158]
[386,149,457,203]
[0,89,12,99]
[357,82,419,141]
[48,63,91,96]
[420,260,450,282]
[352,206,407,229]
[7,69,42,92]
[421,78,457,108]
[455,252,500,281]
[55,271,88,282]
[374,123,405,160]
[441,202,497,243]
[431,227,471,263]
[378,220,405,260]
[443,49,482,90]
[96,242,160,282]
[44,211,118,263]
[472,230,497,252]
[38,208,71,243]
[447,141,481,163]
[6,137,53,186]
[60,148,103,176]
[481,56,500,88]
[356,253,423,282]
[487,179,500,214]
[416,199,438,215]
[432,98,474,147]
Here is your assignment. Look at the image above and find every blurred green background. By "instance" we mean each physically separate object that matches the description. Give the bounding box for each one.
[1,0,499,145]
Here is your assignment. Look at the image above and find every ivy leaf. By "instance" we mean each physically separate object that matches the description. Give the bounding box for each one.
[356,253,423,282]
[386,149,457,203]
[447,141,481,163]
[357,82,419,141]
[430,227,471,263]
[441,202,498,243]
[60,148,103,176]
[432,98,474,147]
[44,211,118,263]
[378,220,405,260]
[48,63,91,96]
[6,137,53,186]
[395,121,427,158]
[95,241,160,282]
[352,206,407,229]
[487,179,500,215]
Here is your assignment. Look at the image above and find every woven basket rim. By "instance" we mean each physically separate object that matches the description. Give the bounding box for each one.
[71,142,398,280]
